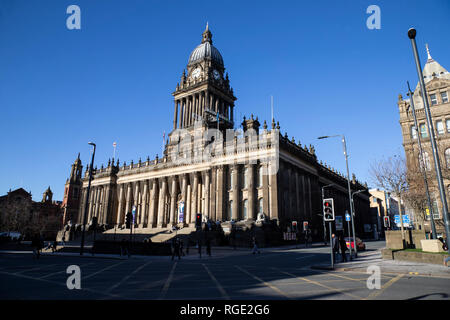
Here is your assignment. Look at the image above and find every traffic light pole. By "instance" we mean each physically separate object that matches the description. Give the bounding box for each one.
[329,221,334,269]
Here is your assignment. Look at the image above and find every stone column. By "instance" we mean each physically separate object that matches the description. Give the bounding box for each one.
[157,178,167,228]
[269,163,278,221]
[88,187,96,222]
[181,174,187,224]
[248,164,255,220]
[210,167,216,221]
[180,99,185,128]
[149,179,158,227]
[125,183,132,219]
[103,185,111,224]
[191,173,198,222]
[116,184,124,225]
[169,177,178,225]
[173,100,178,130]
[262,163,269,216]
[186,183,191,224]
[142,181,148,227]
[216,166,224,220]
[232,165,239,220]
[133,182,140,226]
[204,170,210,218]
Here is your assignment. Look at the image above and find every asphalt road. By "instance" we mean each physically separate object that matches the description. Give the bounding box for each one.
[0,241,449,300]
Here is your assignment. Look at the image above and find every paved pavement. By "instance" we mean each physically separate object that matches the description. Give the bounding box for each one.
[0,241,449,300]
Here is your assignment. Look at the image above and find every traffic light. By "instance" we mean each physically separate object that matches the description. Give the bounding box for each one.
[126,212,132,229]
[383,216,390,228]
[195,213,202,228]
[292,221,298,233]
[323,198,335,222]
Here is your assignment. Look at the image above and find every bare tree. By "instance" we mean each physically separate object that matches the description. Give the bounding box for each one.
[369,155,408,246]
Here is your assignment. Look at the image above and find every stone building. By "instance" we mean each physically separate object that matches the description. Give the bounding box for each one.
[66,25,371,241]
[0,187,63,239]
[397,44,450,236]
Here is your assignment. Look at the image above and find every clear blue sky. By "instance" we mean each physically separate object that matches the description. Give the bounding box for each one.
[1,0,449,201]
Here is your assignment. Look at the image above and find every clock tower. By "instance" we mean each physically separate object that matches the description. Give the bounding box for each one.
[171,24,237,132]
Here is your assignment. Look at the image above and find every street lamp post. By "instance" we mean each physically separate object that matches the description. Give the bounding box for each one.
[80,142,96,256]
[351,189,365,257]
[408,28,450,255]
[318,134,356,259]
[406,81,437,238]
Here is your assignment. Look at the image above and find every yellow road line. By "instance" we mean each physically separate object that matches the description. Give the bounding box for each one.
[235,265,291,299]
[273,267,364,300]
[365,273,405,300]
[203,264,230,300]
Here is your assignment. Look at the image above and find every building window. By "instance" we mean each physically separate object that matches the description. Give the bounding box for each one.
[420,124,428,138]
[445,149,450,168]
[243,199,248,220]
[411,126,417,139]
[430,93,437,106]
[422,152,431,171]
[441,91,448,104]
[447,120,450,133]
[436,121,444,135]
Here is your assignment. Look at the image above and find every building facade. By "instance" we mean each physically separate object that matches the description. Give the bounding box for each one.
[66,26,371,241]
[398,45,450,236]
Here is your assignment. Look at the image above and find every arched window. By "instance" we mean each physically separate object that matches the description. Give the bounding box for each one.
[445,149,450,168]
[243,199,248,220]
[420,124,428,138]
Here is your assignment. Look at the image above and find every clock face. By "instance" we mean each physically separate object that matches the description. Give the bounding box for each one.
[213,69,220,80]
[192,67,201,79]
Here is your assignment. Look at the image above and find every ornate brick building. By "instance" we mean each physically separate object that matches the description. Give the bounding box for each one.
[65,25,371,241]
[398,45,450,236]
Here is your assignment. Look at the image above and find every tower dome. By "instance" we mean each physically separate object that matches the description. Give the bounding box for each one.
[188,23,224,67]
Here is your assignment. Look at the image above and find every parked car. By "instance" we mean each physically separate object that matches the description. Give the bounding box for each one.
[344,237,366,251]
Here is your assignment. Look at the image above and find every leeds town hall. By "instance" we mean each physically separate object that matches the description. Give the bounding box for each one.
[61,26,373,243]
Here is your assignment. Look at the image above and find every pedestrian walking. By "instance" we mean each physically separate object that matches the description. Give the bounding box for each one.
[31,234,41,259]
[338,234,348,262]
[251,236,260,254]
[331,233,339,261]
[120,239,129,257]
[171,238,181,261]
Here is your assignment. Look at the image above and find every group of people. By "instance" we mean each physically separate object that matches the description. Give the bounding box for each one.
[171,237,212,260]
[332,233,349,262]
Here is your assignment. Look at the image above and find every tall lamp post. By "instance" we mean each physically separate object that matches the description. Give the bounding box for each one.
[408,28,450,255]
[80,142,96,256]
[351,189,365,257]
[318,134,356,258]
[406,81,437,238]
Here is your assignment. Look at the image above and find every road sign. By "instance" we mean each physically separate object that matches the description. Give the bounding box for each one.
[394,214,410,224]
[345,212,351,222]
[335,216,344,230]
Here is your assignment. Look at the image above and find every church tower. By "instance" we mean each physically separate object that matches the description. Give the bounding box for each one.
[171,24,237,132]
[61,153,83,224]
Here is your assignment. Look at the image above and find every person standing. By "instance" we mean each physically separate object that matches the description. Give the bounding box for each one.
[331,233,339,261]
[171,238,181,261]
[338,234,348,262]
[252,236,261,254]
[206,238,211,257]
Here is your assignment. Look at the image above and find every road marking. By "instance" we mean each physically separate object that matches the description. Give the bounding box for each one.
[39,262,94,279]
[0,268,122,299]
[13,264,58,275]
[104,260,152,294]
[273,267,364,300]
[83,261,126,280]
[365,273,405,300]
[235,265,291,299]
[202,264,230,300]
[158,262,177,300]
